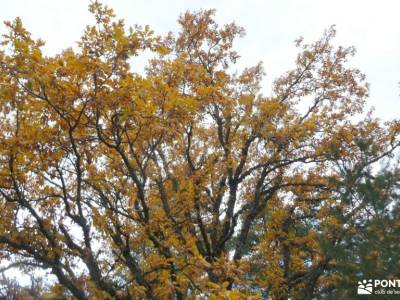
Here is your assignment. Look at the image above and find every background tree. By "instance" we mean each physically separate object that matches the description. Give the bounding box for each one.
[252,138,400,299]
[0,2,399,299]
[318,159,400,299]
[0,274,46,300]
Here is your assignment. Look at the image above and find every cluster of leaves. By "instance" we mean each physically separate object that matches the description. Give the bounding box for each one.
[0,1,399,299]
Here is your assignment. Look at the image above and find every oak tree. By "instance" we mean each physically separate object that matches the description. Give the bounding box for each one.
[0,2,399,299]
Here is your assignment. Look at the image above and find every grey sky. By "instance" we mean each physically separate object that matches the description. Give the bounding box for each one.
[1,0,399,120]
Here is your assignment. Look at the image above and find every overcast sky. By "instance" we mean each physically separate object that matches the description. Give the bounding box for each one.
[1,0,399,120]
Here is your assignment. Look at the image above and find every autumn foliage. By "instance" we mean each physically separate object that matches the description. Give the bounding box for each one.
[0,2,399,299]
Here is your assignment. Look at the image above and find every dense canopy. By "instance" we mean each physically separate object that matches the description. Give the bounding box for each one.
[0,2,399,299]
